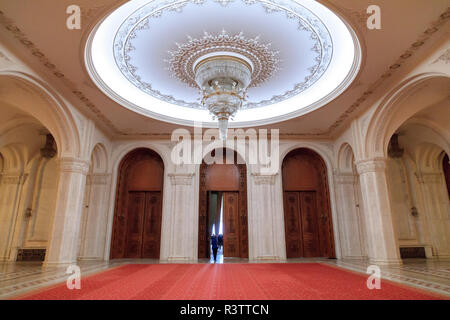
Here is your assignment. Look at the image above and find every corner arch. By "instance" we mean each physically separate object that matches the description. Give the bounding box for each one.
[0,71,81,158]
[364,73,450,158]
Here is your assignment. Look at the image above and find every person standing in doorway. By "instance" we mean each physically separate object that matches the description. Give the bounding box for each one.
[211,235,218,263]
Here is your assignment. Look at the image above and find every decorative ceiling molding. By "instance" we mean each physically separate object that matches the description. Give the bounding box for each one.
[327,7,450,135]
[0,10,124,136]
[0,50,11,62]
[166,30,280,90]
[433,48,450,64]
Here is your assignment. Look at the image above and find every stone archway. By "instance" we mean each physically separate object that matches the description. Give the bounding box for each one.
[198,148,248,259]
[282,148,335,258]
[110,148,164,259]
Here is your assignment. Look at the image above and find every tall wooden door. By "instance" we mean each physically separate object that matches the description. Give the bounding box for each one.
[124,191,162,259]
[282,148,335,258]
[111,148,164,259]
[223,192,240,257]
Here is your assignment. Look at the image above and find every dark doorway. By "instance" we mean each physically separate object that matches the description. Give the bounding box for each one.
[110,148,164,259]
[198,149,248,259]
[443,153,450,199]
[282,148,335,258]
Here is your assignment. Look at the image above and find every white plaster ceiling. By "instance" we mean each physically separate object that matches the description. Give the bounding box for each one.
[86,0,359,127]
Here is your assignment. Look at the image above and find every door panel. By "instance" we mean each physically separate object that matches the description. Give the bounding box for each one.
[142,192,162,259]
[223,192,240,257]
[125,192,146,258]
[299,192,320,257]
[284,192,302,258]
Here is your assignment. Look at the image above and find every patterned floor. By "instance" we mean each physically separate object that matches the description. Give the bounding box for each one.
[0,258,449,299]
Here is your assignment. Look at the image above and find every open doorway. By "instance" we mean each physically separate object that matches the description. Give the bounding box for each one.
[198,149,248,262]
[207,191,224,263]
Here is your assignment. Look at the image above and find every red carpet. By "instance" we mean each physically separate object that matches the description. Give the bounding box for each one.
[16,263,444,300]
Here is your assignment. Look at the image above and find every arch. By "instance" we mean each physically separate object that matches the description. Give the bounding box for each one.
[337,143,356,173]
[415,143,446,172]
[90,143,108,173]
[104,142,171,260]
[281,148,336,258]
[0,143,28,173]
[110,148,164,259]
[365,73,450,158]
[198,148,248,259]
[0,71,81,158]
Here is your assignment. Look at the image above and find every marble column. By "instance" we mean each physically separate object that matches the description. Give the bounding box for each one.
[164,173,196,262]
[356,158,402,265]
[45,158,89,265]
[248,173,286,261]
[78,173,111,260]
[418,172,450,257]
[334,173,366,259]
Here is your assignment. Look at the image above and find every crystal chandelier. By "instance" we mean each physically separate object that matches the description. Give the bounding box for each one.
[194,54,252,140]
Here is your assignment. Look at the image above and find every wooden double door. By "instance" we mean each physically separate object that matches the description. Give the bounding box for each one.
[284,191,321,258]
[282,148,335,258]
[198,149,248,259]
[111,148,164,259]
[124,191,162,259]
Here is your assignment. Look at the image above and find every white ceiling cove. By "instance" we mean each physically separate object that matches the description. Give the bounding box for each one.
[86,0,361,127]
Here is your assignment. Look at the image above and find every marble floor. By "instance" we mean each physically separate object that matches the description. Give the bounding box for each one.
[0,257,449,299]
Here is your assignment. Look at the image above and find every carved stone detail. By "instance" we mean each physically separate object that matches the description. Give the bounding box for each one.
[251,173,277,185]
[334,173,356,184]
[0,173,28,185]
[59,158,90,175]
[356,158,387,175]
[168,173,195,185]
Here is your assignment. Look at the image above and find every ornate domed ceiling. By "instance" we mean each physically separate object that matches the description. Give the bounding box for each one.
[86,0,361,128]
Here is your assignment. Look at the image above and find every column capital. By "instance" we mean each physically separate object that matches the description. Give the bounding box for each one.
[58,157,90,175]
[168,173,194,185]
[355,157,387,175]
[251,172,278,185]
[0,173,28,185]
[334,173,356,184]
[418,172,442,184]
